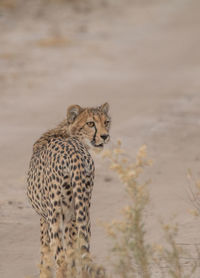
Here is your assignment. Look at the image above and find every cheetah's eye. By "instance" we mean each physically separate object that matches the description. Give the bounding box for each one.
[87,121,95,127]
[104,120,110,127]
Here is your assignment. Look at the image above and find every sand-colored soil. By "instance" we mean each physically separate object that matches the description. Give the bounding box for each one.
[0,0,200,277]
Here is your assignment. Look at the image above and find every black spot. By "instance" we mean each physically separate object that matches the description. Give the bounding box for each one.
[67,190,71,196]
[62,200,68,206]
[54,232,58,238]
[75,204,79,210]
[63,182,70,190]
[75,176,79,181]
[52,218,56,224]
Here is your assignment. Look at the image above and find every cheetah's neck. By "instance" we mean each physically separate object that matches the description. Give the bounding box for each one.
[33,119,70,153]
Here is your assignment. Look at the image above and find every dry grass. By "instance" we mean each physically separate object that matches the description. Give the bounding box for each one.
[102,142,199,278]
[61,242,107,278]
[0,53,16,60]
[26,142,200,278]
[187,170,200,217]
[0,0,17,10]
[37,235,107,278]
[37,37,70,48]
[103,143,152,278]
[0,0,107,12]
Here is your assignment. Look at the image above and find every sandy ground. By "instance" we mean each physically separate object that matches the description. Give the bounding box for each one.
[1,0,200,277]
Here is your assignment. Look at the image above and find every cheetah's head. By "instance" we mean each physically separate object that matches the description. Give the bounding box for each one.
[67,103,111,150]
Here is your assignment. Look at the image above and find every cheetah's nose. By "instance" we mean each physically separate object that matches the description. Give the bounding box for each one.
[100,134,109,141]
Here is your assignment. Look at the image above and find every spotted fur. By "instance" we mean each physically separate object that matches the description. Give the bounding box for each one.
[27,103,111,278]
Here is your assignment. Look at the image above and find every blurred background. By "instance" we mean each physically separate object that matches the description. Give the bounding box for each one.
[0,0,200,277]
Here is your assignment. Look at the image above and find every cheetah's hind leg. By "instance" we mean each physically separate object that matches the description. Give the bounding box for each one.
[40,218,54,278]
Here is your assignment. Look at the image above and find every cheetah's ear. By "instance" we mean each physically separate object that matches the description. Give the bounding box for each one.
[67,105,82,124]
[100,102,109,114]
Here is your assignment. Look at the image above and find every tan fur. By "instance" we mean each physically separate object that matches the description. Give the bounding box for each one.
[27,103,110,278]
[33,119,69,153]
[33,103,111,153]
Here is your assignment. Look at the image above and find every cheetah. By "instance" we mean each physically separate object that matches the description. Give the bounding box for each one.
[27,103,111,278]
